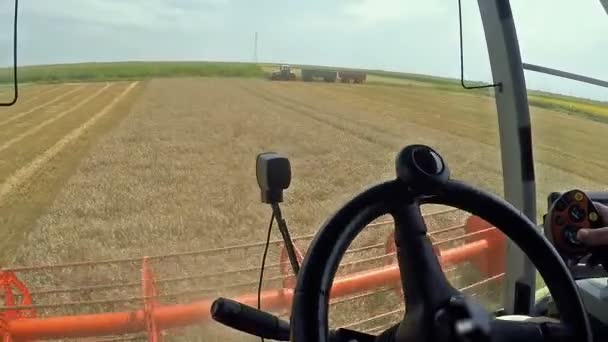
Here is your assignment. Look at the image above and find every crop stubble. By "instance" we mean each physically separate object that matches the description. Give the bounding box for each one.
[0,81,142,263]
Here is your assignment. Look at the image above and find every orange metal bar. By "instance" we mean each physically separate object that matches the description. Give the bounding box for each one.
[5,238,490,340]
[1,316,11,342]
[0,271,35,320]
[6,289,294,340]
[141,257,160,342]
[438,240,489,265]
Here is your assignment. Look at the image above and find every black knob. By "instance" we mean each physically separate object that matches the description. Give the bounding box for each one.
[396,145,450,192]
[568,205,586,223]
[563,225,582,246]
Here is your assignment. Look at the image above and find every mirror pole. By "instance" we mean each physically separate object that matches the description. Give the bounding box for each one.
[477,0,537,315]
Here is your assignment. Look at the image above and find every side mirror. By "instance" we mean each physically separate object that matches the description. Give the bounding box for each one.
[256,152,291,204]
[1,0,19,107]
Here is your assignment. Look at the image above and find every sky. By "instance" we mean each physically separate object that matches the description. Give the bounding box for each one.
[0,0,607,100]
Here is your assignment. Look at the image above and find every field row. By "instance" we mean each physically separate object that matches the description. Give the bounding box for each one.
[0,81,140,262]
[1,78,599,265]
[259,81,608,210]
[7,77,606,264]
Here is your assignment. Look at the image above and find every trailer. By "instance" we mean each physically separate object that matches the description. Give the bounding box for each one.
[300,68,337,82]
[339,71,367,84]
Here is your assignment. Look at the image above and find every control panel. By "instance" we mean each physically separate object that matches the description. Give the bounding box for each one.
[543,190,608,338]
[545,189,604,260]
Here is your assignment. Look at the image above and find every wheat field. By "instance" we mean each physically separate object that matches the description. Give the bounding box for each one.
[0,77,606,340]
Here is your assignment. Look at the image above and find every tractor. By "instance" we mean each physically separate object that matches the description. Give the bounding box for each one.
[270,64,296,81]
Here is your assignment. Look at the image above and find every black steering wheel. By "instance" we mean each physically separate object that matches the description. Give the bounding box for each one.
[290,145,592,342]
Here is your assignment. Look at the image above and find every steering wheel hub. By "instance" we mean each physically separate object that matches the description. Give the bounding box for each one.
[396,145,450,192]
[412,147,444,175]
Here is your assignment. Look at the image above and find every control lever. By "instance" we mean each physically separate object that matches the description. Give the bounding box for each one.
[211,297,290,341]
[211,298,377,341]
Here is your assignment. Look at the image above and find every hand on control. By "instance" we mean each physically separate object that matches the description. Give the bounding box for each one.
[576,203,608,270]
[576,203,608,246]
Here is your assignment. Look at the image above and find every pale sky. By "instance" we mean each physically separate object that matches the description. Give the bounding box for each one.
[1,0,607,100]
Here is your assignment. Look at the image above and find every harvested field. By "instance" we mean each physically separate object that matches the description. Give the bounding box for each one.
[1,78,607,340]
[10,78,501,261]
[0,81,143,262]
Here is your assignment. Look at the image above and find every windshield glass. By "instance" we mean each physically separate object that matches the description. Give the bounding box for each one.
[0,1,605,341]
[511,0,608,297]
[0,0,16,104]
[512,0,608,216]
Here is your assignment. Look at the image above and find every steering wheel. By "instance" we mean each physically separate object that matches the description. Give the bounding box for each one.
[290,145,592,342]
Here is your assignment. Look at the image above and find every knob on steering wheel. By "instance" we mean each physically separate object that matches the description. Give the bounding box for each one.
[290,145,591,342]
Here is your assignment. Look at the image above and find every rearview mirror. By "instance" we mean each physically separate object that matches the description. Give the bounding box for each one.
[0,0,18,106]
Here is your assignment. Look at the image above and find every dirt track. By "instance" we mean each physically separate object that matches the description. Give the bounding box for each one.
[1,78,607,340]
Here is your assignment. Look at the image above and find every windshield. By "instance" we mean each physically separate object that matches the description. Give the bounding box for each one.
[0,1,606,341]
[512,0,608,215]
[511,0,608,301]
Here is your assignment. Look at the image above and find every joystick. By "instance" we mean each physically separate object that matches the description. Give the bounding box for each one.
[546,189,604,260]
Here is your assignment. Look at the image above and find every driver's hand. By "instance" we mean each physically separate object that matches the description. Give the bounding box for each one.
[576,202,608,246]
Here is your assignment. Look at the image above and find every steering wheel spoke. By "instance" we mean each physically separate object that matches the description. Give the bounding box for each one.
[330,328,377,342]
[391,202,459,312]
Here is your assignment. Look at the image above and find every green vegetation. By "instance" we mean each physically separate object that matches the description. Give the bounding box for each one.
[3,61,606,122]
[528,94,608,121]
[363,68,607,122]
[0,61,265,84]
[368,69,487,88]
